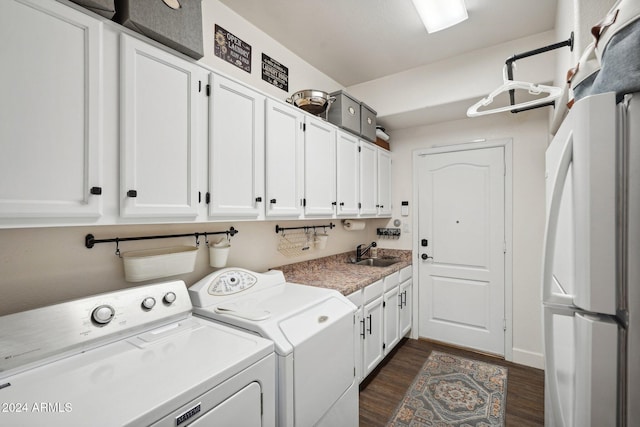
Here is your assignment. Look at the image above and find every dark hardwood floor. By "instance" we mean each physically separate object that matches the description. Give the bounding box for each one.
[359,338,545,426]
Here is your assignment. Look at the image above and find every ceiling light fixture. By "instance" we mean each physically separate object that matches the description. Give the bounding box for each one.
[411,0,468,33]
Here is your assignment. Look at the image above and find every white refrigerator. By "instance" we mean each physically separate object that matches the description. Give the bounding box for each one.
[542,91,639,427]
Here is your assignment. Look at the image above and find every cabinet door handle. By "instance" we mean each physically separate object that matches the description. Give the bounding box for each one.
[127,190,137,198]
[367,314,372,335]
[340,202,345,206]
[398,294,403,308]
[90,187,102,195]
[360,319,366,339]
[255,197,262,203]
[270,199,277,204]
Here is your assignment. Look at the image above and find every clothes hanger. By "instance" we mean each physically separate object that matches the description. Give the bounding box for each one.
[467,65,563,117]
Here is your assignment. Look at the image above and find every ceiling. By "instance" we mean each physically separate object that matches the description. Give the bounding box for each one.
[218,0,558,87]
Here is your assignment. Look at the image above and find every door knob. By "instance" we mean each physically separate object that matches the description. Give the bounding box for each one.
[421,253,433,260]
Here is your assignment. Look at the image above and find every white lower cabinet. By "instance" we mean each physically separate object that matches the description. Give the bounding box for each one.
[350,268,412,383]
[383,272,400,354]
[398,266,413,338]
[363,292,384,378]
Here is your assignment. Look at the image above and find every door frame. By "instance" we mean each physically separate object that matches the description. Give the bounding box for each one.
[411,138,513,361]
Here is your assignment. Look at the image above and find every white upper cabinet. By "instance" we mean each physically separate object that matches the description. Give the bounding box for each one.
[0,0,103,223]
[336,132,360,217]
[303,116,336,217]
[120,34,206,219]
[377,147,392,217]
[208,73,265,219]
[265,100,304,218]
[359,141,378,216]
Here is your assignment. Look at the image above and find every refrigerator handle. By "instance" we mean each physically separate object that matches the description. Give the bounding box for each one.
[542,135,574,306]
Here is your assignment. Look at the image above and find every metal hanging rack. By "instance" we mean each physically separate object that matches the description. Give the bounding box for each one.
[274,222,335,234]
[506,32,574,113]
[85,227,239,256]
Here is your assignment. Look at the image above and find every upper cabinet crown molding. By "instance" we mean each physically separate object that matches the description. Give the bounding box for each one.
[0,0,103,224]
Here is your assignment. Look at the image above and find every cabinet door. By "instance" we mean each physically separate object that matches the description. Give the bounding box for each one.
[120,34,205,219]
[363,295,384,377]
[359,141,378,216]
[304,117,336,217]
[0,0,102,221]
[209,73,265,219]
[377,148,392,216]
[265,99,304,218]
[336,131,359,216]
[383,286,400,354]
[399,279,412,337]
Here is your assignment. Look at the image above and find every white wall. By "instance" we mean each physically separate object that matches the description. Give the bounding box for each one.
[377,109,550,369]
[348,31,557,127]
[199,0,343,99]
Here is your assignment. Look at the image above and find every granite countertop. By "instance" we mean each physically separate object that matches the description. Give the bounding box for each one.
[274,249,412,296]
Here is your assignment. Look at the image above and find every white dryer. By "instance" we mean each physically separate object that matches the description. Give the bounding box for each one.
[0,280,276,427]
[189,268,359,427]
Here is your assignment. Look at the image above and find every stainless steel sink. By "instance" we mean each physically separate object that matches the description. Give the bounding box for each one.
[353,258,400,267]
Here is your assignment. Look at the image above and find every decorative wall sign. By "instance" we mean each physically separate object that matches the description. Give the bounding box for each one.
[261,53,289,92]
[214,25,251,73]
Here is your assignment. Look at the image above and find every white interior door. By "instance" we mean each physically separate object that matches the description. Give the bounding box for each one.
[417,146,505,355]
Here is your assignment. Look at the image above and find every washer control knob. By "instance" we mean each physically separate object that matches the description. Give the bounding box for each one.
[163,292,177,304]
[92,305,115,324]
[141,297,156,310]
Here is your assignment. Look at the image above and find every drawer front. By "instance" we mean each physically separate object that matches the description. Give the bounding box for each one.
[363,279,383,304]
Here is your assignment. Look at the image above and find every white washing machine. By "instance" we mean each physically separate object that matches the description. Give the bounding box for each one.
[189,268,359,427]
[0,280,276,427]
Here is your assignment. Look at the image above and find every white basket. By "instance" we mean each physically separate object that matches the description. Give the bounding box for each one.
[277,231,312,257]
[122,245,198,282]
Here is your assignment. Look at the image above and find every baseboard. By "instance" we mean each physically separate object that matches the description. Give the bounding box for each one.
[512,347,544,370]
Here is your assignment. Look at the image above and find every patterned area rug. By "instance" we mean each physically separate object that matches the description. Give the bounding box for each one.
[387,351,508,427]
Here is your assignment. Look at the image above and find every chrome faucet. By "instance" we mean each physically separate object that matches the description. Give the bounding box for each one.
[356,242,377,262]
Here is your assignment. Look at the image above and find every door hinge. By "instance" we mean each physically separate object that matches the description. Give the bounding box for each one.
[358,202,362,209]
[358,146,361,152]
[302,198,306,207]
[206,84,211,96]
[383,343,386,350]
[383,301,386,308]
[503,318,507,331]
[206,192,211,204]
[302,123,306,131]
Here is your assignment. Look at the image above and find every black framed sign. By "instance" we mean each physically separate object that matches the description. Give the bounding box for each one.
[214,24,251,73]
[261,53,289,92]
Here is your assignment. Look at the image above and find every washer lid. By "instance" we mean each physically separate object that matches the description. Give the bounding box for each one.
[193,283,350,355]
[0,318,273,427]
